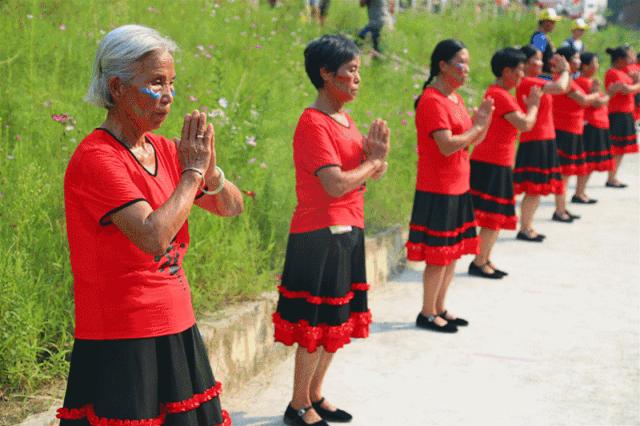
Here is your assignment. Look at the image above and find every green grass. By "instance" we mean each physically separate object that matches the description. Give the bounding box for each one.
[0,0,636,397]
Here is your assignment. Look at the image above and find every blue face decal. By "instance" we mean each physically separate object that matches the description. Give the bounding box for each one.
[140,87,162,100]
[171,88,176,97]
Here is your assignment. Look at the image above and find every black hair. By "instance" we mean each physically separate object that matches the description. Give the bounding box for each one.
[556,45,578,62]
[580,52,597,68]
[491,47,527,77]
[414,39,466,109]
[520,44,540,61]
[304,34,360,90]
[605,45,630,64]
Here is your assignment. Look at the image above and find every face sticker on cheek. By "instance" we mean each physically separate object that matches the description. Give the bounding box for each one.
[139,87,162,100]
[171,88,176,97]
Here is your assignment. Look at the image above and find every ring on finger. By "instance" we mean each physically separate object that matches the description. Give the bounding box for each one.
[196,134,204,139]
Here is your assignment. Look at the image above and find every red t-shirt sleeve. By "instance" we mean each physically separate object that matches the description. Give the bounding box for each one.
[296,116,342,175]
[71,148,147,225]
[421,96,451,136]
[494,89,520,117]
[604,69,619,88]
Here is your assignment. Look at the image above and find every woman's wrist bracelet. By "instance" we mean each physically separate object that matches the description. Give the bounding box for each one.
[201,166,225,195]
[182,167,205,183]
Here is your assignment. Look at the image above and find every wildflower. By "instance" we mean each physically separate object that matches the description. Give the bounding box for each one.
[196,45,205,51]
[407,111,415,117]
[26,14,33,19]
[218,98,228,109]
[401,119,408,126]
[255,44,262,49]
[205,53,212,59]
[403,48,409,54]
[247,157,257,164]
[243,190,256,198]
[260,162,267,169]
[43,100,52,108]
[15,135,21,141]
[59,24,66,31]
[65,125,75,132]
[70,138,77,144]
[52,114,69,123]
[208,109,225,118]
[366,111,372,116]
[245,136,257,147]
[7,155,15,160]
[189,95,198,102]
[250,109,259,119]
[147,6,159,13]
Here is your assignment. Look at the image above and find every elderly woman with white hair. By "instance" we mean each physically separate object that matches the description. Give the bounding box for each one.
[56,25,242,425]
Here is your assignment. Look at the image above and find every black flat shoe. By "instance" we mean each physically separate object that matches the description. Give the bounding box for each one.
[416,313,458,333]
[606,181,627,188]
[488,261,508,276]
[571,195,597,204]
[552,211,573,223]
[566,210,581,219]
[468,261,504,279]
[439,310,469,326]
[312,398,352,423]
[516,231,545,242]
[284,405,329,426]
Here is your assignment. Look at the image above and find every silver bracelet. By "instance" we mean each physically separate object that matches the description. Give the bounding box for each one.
[201,166,225,195]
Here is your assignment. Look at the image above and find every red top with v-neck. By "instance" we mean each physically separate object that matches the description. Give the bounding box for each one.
[64,128,195,340]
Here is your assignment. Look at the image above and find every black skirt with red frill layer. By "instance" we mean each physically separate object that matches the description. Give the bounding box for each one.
[406,190,479,266]
[273,227,371,353]
[470,160,517,231]
[609,112,638,155]
[57,325,231,426]
[583,124,614,172]
[556,130,588,176]
[513,139,564,195]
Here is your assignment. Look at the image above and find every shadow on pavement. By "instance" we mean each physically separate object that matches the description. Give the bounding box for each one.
[370,321,415,334]
[228,411,282,426]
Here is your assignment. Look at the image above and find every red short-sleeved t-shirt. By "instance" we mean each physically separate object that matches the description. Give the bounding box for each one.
[517,76,555,142]
[64,129,195,340]
[471,85,521,167]
[553,79,586,134]
[605,68,635,113]
[575,76,609,129]
[415,87,473,195]
[289,109,365,233]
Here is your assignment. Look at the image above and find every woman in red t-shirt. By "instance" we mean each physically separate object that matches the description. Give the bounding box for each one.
[59,25,243,426]
[575,52,614,193]
[604,45,640,188]
[407,39,494,333]
[513,45,570,241]
[469,48,541,279]
[551,46,603,216]
[273,35,389,426]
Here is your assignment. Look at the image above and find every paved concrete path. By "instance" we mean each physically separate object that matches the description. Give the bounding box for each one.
[224,155,640,426]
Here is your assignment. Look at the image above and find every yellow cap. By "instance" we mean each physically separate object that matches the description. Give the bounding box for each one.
[571,18,589,30]
[539,8,561,22]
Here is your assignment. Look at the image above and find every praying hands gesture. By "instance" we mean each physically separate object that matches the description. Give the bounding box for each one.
[364,119,390,179]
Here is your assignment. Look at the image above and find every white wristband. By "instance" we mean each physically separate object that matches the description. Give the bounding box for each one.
[201,166,225,195]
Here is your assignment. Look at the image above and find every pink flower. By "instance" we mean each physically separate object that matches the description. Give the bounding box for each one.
[255,44,262,49]
[245,136,257,147]
[407,111,415,117]
[401,119,408,126]
[52,114,69,123]
[189,95,198,102]
[59,24,66,31]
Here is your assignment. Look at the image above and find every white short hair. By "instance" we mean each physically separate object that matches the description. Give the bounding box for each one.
[85,25,177,109]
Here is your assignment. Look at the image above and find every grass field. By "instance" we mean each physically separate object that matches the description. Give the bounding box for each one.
[0,0,636,406]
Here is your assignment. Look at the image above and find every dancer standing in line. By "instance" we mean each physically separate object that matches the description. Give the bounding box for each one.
[273,35,389,426]
[468,47,541,279]
[513,45,570,241]
[551,45,603,215]
[604,45,640,188]
[574,52,614,198]
[58,25,243,426]
[407,39,494,332]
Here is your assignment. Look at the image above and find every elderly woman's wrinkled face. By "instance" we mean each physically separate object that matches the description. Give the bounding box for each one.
[525,51,543,76]
[440,48,470,88]
[117,51,175,130]
[324,56,361,103]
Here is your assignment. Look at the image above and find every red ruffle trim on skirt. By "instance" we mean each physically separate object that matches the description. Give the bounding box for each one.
[278,285,354,306]
[514,179,564,195]
[409,220,476,238]
[56,384,231,426]
[513,166,562,175]
[611,144,639,155]
[559,164,589,176]
[474,210,517,231]
[585,159,614,172]
[470,189,514,205]
[610,134,637,141]
[406,237,479,265]
[273,311,372,353]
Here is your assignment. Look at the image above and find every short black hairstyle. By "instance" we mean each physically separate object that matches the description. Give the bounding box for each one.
[520,44,540,61]
[491,47,527,77]
[556,45,578,62]
[605,45,630,64]
[580,52,597,68]
[304,35,360,89]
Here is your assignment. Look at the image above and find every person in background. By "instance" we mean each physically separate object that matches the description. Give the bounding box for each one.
[408,39,494,332]
[58,24,243,426]
[468,47,541,279]
[513,45,570,242]
[604,45,640,188]
[309,0,330,26]
[273,35,389,426]
[629,51,640,123]
[357,0,394,54]
[575,52,614,196]
[551,45,602,217]
[561,18,589,54]
[530,8,561,74]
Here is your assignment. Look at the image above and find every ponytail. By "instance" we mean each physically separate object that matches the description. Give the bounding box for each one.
[413,39,465,110]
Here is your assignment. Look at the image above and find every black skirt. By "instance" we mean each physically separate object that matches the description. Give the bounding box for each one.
[513,139,564,195]
[57,325,231,426]
[556,130,588,176]
[609,112,638,155]
[470,160,517,231]
[406,190,478,266]
[583,124,614,172]
[273,227,371,353]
